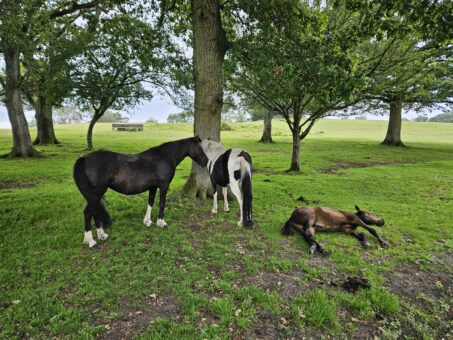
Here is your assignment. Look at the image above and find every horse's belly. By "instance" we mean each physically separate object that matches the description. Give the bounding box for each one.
[313,223,342,232]
[109,175,152,195]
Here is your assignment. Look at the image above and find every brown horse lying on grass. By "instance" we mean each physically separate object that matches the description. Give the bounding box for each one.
[281,205,388,254]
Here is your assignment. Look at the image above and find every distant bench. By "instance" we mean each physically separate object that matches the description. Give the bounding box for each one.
[112,123,144,131]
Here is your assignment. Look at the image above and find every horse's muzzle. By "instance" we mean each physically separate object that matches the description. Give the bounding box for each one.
[377,219,385,226]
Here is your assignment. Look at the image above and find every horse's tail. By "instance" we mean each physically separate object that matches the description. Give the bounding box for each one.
[280,217,294,235]
[239,151,253,227]
[73,157,112,228]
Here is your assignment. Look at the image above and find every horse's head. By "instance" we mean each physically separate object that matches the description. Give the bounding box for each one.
[188,136,208,167]
[355,205,385,226]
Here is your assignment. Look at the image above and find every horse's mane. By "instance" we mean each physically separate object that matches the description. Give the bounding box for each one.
[144,137,195,153]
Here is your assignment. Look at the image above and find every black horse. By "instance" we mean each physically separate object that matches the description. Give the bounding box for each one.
[73,136,208,247]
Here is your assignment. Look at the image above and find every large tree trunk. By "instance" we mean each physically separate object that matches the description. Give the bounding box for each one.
[382,100,405,146]
[33,96,59,145]
[288,129,301,172]
[182,0,228,198]
[2,43,37,157]
[260,110,273,143]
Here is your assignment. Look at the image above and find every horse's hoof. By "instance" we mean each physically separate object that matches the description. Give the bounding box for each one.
[84,239,97,248]
[237,220,243,227]
[96,228,108,241]
[156,219,168,228]
[380,241,389,248]
[243,220,253,228]
[309,245,317,255]
[224,207,230,212]
[363,241,371,248]
[319,248,329,256]
[211,209,218,214]
[143,219,153,227]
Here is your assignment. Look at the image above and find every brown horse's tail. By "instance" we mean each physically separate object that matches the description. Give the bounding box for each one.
[280,217,294,235]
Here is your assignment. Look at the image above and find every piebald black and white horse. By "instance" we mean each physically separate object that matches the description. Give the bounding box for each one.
[200,139,253,227]
[73,136,208,247]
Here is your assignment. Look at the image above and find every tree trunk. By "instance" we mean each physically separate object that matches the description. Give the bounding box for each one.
[288,129,301,172]
[33,96,59,145]
[182,0,228,198]
[260,110,273,143]
[382,100,405,146]
[87,114,101,150]
[2,43,37,157]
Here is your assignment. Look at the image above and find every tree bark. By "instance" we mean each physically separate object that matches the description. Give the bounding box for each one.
[33,96,59,145]
[260,110,273,143]
[87,113,101,150]
[288,129,301,172]
[2,43,37,157]
[182,0,228,198]
[382,100,405,146]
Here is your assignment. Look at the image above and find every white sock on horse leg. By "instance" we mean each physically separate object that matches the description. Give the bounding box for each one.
[143,204,153,227]
[223,187,229,211]
[156,219,168,228]
[96,227,108,241]
[83,230,97,248]
[212,192,218,213]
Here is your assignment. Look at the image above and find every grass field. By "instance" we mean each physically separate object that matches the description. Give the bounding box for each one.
[0,119,452,339]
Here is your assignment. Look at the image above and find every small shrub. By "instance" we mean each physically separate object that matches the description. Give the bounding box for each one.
[221,122,233,131]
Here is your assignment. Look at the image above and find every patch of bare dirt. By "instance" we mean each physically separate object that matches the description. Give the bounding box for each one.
[0,181,36,190]
[385,257,452,337]
[318,160,407,174]
[96,294,181,339]
[243,312,280,339]
[240,269,307,298]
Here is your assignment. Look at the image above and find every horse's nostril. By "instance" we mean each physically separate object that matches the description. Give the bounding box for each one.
[380,220,385,226]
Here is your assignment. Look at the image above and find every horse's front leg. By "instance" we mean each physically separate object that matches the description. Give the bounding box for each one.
[143,186,157,227]
[222,186,229,212]
[229,180,243,226]
[361,225,388,248]
[156,185,169,228]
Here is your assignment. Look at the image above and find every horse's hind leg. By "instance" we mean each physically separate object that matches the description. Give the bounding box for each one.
[302,226,325,255]
[83,205,97,248]
[212,185,218,214]
[95,215,109,242]
[229,179,243,226]
[222,187,229,212]
[143,186,157,227]
[156,185,169,228]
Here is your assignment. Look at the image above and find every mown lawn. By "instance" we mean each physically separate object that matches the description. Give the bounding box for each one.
[0,119,452,339]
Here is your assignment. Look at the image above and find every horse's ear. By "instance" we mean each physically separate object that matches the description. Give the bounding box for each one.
[355,205,361,212]
[195,135,201,142]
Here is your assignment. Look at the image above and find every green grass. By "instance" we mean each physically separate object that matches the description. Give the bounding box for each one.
[1,119,452,338]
